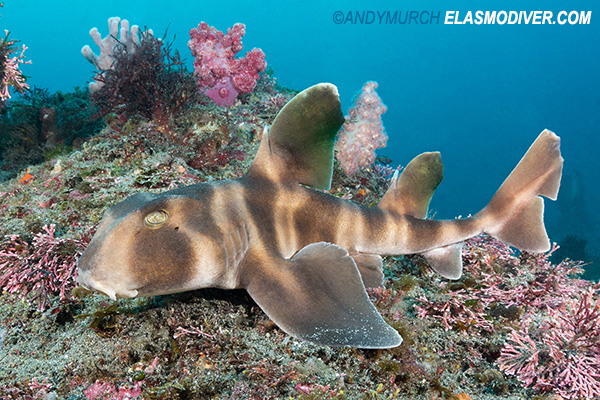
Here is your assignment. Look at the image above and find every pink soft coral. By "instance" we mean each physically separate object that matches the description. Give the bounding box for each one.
[335,81,388,175]
[188,22,266,106]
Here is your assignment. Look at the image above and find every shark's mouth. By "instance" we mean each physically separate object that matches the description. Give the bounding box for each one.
[75,272,138,300]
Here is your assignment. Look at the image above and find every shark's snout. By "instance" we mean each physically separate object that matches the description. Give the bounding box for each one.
[76,264,139,300]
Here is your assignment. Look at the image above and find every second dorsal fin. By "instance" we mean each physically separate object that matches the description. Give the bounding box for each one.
[247,83,345,190]
[378,151,443,217]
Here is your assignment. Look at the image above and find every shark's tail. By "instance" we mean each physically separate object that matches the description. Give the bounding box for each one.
[477,129,563,252]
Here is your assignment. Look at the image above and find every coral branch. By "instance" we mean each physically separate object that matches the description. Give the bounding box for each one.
[81,17,153,93]
[415,234,599,398]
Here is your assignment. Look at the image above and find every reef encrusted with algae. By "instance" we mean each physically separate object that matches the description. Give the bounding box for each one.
[0,78,596,399]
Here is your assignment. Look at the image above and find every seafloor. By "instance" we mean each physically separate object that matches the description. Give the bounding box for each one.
[0,79,597,400]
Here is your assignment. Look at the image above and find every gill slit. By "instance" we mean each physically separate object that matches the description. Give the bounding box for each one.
[223,222,251,284]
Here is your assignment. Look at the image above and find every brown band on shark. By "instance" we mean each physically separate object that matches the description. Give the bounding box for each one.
[130,196,200,294]
[236,176,282,253]
[170,183,223,243]
[76,83,563,349]
[291,189,342,249]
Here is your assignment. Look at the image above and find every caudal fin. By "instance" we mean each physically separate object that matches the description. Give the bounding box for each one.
[479,129,563,252]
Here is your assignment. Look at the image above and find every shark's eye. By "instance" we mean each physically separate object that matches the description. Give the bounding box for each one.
[144,210,168,229]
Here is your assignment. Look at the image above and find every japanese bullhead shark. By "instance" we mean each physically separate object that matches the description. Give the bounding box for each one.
[76,83,563,349]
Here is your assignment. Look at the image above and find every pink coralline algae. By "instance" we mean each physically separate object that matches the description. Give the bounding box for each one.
[0,30,30,102]
[335,81,388,175]
[416,234,600,399]
[83,358,157,399]
[415,237,587,334]
[497,287,600,399]
[83,381,142,400]
[188,22,267,106]
[0,224,92,311]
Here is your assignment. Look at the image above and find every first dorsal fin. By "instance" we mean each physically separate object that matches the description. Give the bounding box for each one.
[247,83,345,190]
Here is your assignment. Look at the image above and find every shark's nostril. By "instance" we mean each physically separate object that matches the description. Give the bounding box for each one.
[73,273,117,301]
[75,269,89,285]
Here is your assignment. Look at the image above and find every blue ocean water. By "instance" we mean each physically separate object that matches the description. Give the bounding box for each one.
[3,0,599,270]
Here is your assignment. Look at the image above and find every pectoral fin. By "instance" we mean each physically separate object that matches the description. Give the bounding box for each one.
[241,242,402,348]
